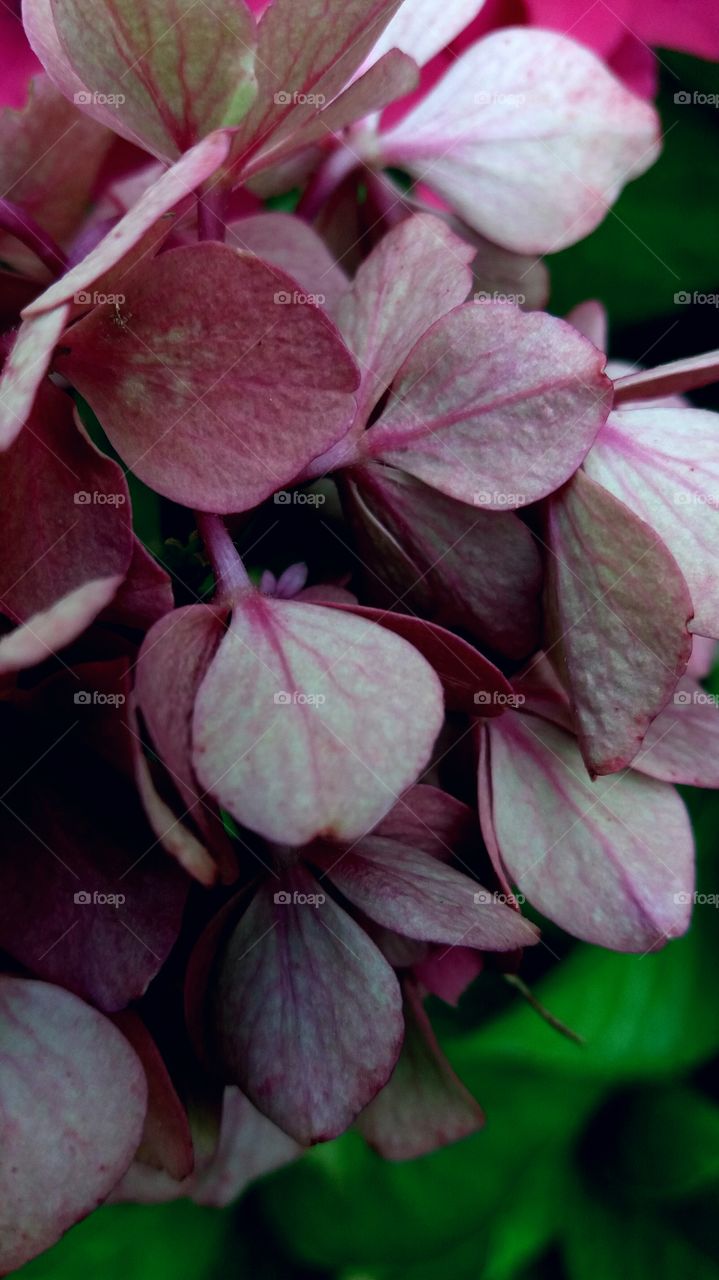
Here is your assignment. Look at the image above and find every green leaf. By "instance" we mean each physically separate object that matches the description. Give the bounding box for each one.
[15,1202,233,1280]
[562,1183,719,1280]
[258,1067,601,1270]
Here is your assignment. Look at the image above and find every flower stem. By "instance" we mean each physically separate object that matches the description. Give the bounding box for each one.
[0,198,67,276]
[195,512,251,597]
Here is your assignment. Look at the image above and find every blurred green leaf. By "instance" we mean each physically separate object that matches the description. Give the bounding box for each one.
[15,1202,234,1280]
[584,1085,719,1204]
[562,1183,719,1280]
[258,1068,601,1270]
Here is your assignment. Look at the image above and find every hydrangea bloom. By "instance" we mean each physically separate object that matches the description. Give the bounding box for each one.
[1,0,718,1269]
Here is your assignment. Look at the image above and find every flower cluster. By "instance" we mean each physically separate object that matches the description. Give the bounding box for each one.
[1,0,718,1268]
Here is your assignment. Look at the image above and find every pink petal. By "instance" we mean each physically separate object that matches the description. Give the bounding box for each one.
[356,980,483,1158]
[583,408,719,638]
[248,50,419,179]
[379,28,659,253]
[191,590,444,846]
[484,710,694,951]
[634,0,719,62]
[0,576,123,674]
[0,74,109,277]
[367,0,488,69]
[225,212,348,317]
[346,463,542,659]
[0,304,70,448]
[135,603,234,872]
[414,945,484,1004]
[312,599,513,713]
[363,302,612,507]
[371,782,476,861]
[230,0,407,175]
[48,0,257,159]
[546,468,693,776]
[112,1012,193,1181]
[336,213,474,423]
[0,670,189,1010]
[0,11,40,108]
[56,243,360,512]
[100,537,174,631]
[313,831,539,950]
[0,381,133,665]
[211,869,404,1144]
[24,129,232,317]
[613,350,719,405]
[630,676,719,789]
[0,977,146,1271]
[566,299,608,351]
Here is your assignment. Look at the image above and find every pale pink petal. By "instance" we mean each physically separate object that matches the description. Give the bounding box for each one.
[112,1013,193,1181]
[613,349,719,405]
[192,591,443,846]
[367,0,487,68]
[546,468,693,776]
[336,213,474,423]
[485,710,694,951]
[211,869,404,1144]
[363,302,612,507]
[583,407,719,638]
[379,29,660,253]
[629,675,719,789]
[566,299,608,351]
[312,598,514,713]
[0,576,123,673]
[0,304,70,448]
[0,977,147,1271]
